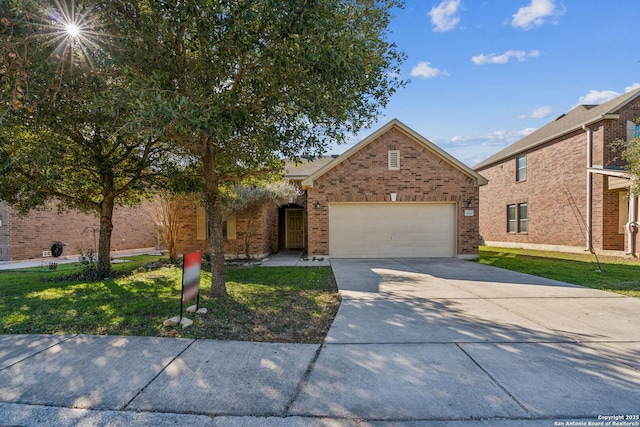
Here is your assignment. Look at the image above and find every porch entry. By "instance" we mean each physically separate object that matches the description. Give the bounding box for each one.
[286,209,304,249]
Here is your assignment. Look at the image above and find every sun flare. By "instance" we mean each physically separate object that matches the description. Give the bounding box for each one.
[29,0,111,70]
[65,23,80,37]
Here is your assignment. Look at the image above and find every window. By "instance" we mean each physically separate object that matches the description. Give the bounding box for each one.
[388,150,400,170]
[507,205,516,233]
[516,155,526,182]
[507,203,528,233]
[518,203,528,233]
[197,207,236,240]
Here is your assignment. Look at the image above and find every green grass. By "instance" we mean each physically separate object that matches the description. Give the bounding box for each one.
[0,256,340,343]
[479,246,640,297]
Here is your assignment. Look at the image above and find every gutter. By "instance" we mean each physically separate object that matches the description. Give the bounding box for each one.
[583,124,593,252]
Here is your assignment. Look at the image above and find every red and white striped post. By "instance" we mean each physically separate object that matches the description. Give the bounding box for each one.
[180,251,202,321]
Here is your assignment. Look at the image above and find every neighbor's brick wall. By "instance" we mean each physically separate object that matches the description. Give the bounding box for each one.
[0,202,10,261]
[602,185,624,250]
[478,129,588,250]
[306,127,481,257]
[477,117,634,253]
[604,97,640,168]
[7,199,159,261]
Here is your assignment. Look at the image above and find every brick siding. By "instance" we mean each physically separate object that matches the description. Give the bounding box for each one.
[477,97,640,255]
[3,199,158,261]
[0,202,10,261]
[174,199,275,259]
[306,127,481,257]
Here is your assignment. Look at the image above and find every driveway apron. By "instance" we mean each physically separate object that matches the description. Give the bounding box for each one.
[289,258,640,421]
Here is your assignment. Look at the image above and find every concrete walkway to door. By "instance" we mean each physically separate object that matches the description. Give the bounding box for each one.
[289,258,640,423]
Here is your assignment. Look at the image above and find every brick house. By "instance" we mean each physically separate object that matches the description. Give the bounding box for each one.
[177,119,487,259]
[474,88,640,256]
[0,199,159,262]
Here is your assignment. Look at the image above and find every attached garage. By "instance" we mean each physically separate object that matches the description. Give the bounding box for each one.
[301,119,487,260]
[329,203,456,258]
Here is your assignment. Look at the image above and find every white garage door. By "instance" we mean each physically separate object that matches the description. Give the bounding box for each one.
[329,203,456,258]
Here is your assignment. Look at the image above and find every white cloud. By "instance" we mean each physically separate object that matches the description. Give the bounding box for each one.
[471,50,540,65]
[570,85,640,108]
[435,128,536,166]
[443,128,535,148]
[578,90,620,105]
[511,0,565,30]
[410,61,446,79]
[625,83,640,92]
[429,0,462,33]
[519,106,553,119]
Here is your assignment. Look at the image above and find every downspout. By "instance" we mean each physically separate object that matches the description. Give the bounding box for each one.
[626,192,637,255]
[583,125,593,251]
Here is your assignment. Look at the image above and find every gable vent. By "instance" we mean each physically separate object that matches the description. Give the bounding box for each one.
[388,150,400,170]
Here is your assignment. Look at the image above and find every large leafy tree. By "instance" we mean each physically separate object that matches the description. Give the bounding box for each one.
[0,1,179,275]
[99,0,406,296]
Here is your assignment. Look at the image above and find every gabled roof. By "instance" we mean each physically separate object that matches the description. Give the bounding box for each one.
[474,88,640,171]
[301,118,488,188]
[284,156,337,180]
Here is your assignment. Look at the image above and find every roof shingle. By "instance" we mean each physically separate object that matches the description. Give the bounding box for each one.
[474,88,640,170]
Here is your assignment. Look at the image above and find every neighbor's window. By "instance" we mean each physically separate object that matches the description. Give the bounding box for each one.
[516,155,526,182]
[388,150,400,170]
[518,203,528,233]
[507,205,516,233]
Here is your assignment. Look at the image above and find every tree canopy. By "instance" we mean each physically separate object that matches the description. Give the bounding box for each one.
[2,0,406,292]
[96,0,406,296]
[623,135,640,194]
[0,0,178,275]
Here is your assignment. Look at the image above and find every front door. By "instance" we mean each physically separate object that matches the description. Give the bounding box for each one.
[286,209,304,249]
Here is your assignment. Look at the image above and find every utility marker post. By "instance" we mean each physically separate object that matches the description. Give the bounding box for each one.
[180,251,202,322]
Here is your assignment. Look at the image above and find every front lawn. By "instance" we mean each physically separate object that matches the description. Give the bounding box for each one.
[479,246,640,298]
[0,256,340,343]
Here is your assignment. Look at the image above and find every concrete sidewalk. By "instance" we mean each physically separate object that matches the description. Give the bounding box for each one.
[1,258,640,426]
[0,248,163,271]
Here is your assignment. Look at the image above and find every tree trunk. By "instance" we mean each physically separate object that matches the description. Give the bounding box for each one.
[203,148,226,297]
[97,197,115,277]
[244,218,253,260]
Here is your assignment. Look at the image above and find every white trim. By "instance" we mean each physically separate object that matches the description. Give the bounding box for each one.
[388,150,400,170]
[588,167,632,179]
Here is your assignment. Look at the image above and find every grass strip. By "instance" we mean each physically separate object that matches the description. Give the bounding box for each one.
[0,256,340,343]
[479,246,640,298]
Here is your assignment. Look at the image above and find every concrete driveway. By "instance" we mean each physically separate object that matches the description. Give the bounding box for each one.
[1,257,639,426]
[289,258,640,422]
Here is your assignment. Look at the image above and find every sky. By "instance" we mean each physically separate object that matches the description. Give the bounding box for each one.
[327,0,640,167]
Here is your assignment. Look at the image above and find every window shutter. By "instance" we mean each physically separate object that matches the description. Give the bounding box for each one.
[388,150,400,170]
[227,215,237,240]
[196,207,207,240]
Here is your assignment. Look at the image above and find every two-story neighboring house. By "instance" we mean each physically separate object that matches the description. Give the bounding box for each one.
[474,88,640,256]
